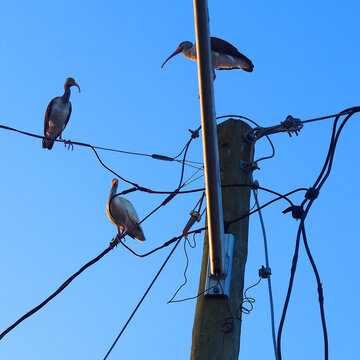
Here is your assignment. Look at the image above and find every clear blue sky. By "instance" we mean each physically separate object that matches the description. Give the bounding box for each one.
[0,1,359,359]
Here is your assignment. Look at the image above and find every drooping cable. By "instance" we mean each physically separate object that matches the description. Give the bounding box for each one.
[276,108,360,360]
[102,238,182,360]
[0,244,114,341]
[252,184,277,359]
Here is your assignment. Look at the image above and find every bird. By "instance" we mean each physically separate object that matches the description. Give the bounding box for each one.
[161,36,254,80]
[42,77,80,150]
[106,178,146,242]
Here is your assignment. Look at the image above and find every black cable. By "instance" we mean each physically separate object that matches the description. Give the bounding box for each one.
[253,187,278,359]
[301,222,328,359]
[0,244,114,341]
[216,114,275,162]
[102,238,182,360]
[301,106,360,124]
[0,124,201,187]
[167,234,197,303]
[277,108,360,360]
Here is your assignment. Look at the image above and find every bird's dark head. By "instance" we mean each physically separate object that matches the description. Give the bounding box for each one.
[161,41,193,68]
[65,77,81,92]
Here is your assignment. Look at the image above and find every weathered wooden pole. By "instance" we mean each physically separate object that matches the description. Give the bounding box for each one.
[191,118,252,360]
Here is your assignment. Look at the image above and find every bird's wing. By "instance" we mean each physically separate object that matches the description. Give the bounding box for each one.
[43,97,57,137]
[63,101,72,133]
[123,199,146,241]
[210,37,252,62]
[211,37,241,57]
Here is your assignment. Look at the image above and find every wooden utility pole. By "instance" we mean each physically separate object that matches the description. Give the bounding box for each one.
[191,118,252,360]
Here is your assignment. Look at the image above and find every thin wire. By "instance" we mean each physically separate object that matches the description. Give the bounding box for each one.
[252,186,277,359]
[301,107,360,123]
[0,124,201,185]
[103,238,182,360]
[0,244,113,341]
[216,114,275,162]
[168,279,220,304]
[167,238,192,303]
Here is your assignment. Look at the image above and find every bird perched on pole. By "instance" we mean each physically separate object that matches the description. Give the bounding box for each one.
[161,37,254,80]
[42,77,80,150]
[106,179,146,242]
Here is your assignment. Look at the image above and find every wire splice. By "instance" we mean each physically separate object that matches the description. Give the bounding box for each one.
[183,210,202,237]
[282,205,304,220]
[259,265,272,279]
[305,187,320,200]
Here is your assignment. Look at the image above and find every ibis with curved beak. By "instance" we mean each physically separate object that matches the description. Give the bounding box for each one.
[42,77,80,150]
[106,178,146,242]
[161,37,254,80]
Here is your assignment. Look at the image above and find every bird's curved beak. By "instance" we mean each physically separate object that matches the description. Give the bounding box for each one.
[161,46,183,68]
[74,82,81,93]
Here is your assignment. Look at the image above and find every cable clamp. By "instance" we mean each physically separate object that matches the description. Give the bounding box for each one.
[240,160,260,173]
[189,128,200,139]
[283,205,304,220]
[183,210,202,237]
[258,265,271,279]
[305,187,319,200]
[109,237,120,249]
[281,115,303,137]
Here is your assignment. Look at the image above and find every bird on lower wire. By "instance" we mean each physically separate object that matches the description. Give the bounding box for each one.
[106,178,146,242]
[42,77,80,150]
[161,36,254,80]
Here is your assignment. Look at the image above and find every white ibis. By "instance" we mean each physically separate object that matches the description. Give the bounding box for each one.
[161,37,254,79]
[42,77,80,150]
[106,178,146,242]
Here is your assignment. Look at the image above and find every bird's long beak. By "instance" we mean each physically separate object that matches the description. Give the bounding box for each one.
[161,46,183,68]
[74,82,81,93]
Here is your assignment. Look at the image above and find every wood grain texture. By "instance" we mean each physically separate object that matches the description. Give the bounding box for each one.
[191,119,252,360]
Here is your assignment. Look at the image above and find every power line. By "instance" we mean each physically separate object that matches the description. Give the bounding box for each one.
[252,184,278,360]
[102,237,182,360]
[277,109,360,360]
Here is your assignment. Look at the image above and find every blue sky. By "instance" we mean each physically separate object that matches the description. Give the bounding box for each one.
[0,1,359,359]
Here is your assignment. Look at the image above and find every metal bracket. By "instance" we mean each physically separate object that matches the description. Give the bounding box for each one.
[240,160,259,173]
[204,233,234,297]
[244,115,303,143]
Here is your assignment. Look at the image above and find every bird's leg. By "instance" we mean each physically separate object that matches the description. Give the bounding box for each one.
[212,69,216,80]
[63,139,74,151]
[117,227,126,241]
[58,133,74,150]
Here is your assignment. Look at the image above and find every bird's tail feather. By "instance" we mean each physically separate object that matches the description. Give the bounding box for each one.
[42,138,54,150]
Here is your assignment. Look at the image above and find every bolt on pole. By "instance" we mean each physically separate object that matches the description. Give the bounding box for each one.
[193,0,224,276]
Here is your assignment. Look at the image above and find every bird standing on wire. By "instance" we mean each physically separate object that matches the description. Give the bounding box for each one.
[106,179,146,242]
[161,36,254,80]
[42,77,80,150]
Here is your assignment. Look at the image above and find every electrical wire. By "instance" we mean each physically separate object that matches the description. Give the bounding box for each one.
[252,185,278,360]
[0,244,114,341]
[216,114,276,163]
[102,238,182,360]
[0,124,201,186]
[277,108,360,360]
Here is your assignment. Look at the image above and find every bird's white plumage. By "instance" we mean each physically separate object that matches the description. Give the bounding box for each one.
[106,181,146,242]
